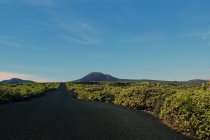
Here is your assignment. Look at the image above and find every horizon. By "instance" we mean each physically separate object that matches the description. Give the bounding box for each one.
[0,71,209,82]
[1,0,210,82]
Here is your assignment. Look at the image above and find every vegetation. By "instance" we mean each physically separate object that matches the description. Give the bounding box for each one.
[0,83,60,104]
[66,82,210,139]
[160,90,210,139]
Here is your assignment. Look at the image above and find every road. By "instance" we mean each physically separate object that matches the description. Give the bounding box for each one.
[0,84,194,140]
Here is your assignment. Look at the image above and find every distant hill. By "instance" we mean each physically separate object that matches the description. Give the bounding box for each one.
[74,72,208,84]
[74,72,120,82]
[185,79,208,85]
[0,78,34,84]
[74,72,163,82]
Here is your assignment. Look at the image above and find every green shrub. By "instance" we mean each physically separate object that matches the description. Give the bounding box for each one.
[160,90,210,139]
[66,82,209,139]
[0,83,60,104]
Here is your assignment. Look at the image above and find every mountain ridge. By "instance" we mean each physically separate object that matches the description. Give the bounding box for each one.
[0,78,34,84]
[74,72,209,84]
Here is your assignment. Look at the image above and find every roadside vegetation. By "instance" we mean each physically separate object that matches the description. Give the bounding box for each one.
[66,82,210,140]
[0,83,60,104]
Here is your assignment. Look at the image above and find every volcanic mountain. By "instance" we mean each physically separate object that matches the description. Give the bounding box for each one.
[0,78,34,84]
[74,72,209,84]
[74,72,120,82]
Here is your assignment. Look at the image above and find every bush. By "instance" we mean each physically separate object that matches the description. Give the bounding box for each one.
[0,83,60,104]
[66,82,209,139]
[160,90,210,139]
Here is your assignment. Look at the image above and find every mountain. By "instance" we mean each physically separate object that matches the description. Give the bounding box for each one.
[74,72,209,84]
[0,78,34,84]
[74,72,160,82]
[74,72,120,82]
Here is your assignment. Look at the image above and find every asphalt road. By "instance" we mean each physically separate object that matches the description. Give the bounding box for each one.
[0,84,194,140]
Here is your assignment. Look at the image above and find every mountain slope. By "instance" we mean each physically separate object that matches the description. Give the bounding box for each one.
[74,72,209,84]
[75,72,120,82]
[74,72,159,82]
[0,78,34,84]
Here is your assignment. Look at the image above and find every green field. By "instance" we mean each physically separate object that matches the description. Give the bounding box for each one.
[0,83,60,104]
[66,82,210,139]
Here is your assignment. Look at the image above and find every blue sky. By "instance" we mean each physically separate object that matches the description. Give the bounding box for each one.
[0,0,210,81]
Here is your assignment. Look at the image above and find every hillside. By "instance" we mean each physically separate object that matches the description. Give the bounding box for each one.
[0,78,34,84]
[74,72,160,82]
[74,72,120,82]
[74,72,208,84]
[185,79,209,85]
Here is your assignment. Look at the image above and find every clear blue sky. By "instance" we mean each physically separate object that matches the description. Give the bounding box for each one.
[0,0,210,82]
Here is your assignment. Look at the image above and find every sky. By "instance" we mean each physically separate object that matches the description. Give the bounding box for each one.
[0,0,210,82]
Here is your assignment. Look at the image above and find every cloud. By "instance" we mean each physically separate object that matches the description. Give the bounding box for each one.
[57,20,102,45]
[0,72,47,82]
[119,33,167,43]
[21,0,57,6]
[61,35,101,45]
[199,31,210,40]
[0,35,41,50]
[184,30,210,40]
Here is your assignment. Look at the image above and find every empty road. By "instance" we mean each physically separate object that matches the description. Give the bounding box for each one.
[0,84,194,140]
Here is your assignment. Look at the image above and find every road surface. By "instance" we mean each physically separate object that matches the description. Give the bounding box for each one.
[0,84,194,140]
